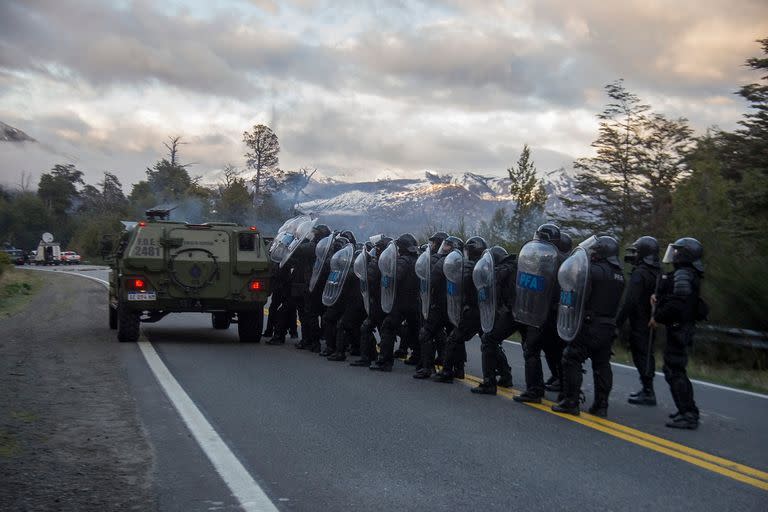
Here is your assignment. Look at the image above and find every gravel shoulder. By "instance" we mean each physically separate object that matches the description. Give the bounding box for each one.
[0,271,157,511]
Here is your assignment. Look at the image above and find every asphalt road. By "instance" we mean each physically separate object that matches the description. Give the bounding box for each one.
[18,266,768,511]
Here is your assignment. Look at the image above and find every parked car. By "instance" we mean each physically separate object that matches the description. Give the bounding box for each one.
[61,251,82,265]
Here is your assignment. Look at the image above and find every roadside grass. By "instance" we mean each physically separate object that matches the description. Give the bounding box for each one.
[505,331,768,394]
[0,268,42,318]
[612,342,768,394]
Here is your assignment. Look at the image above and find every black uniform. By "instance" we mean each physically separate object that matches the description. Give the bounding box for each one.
[353,254,384,366]
[327,265,366,360]
[474,254,518,392]
[558,259,625,414]
[372,251,419,371]
[434,257,481,382]
[415,252,450,376]
[293,240,323,352]
[616,262,659,392]
[654,266,701,423]
[265,263,294,343]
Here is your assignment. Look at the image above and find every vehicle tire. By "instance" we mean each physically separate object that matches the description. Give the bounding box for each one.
[109,305,118,330]
[238,308,263,343]
[117,303,140,342]
[212,312,231,330]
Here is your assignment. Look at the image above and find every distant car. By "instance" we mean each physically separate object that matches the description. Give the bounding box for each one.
[1,248,25,265]
[60,251,82,265]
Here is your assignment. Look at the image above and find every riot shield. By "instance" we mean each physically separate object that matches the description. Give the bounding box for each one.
[353,249,370,314]
[556,247,590,342]
[514,239,560,327]
[322,243,354,307]
[269,215,309,263]
[378,242,398,314]
[309,234,334,293]
[473,249,496,333]
[443,249,464,327]
[415,246,431,320]
[280,218,319,268]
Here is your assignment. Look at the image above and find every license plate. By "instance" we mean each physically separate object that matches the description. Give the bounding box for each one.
[128,292,157,301]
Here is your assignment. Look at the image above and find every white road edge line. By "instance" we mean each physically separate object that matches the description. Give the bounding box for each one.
[21,267,279,511]
[137,340,278,512]
[501,339,768,399]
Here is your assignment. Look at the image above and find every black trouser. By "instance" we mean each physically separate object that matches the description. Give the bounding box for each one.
[663,323,699,417]
[379,308,420,366]
[628,317,655,389]
[359,307,384,362]
[561,322,615,406]
[480,311,516,383]
[522,318,564,395]
[265,290,285,335]
[322,301,345,353]
[335,299,366,355]
[419,308,449,370]
[303,289,324,347]
[443,309,480,372]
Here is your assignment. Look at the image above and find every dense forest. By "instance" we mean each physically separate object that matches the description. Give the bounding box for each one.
[1,39,766,331]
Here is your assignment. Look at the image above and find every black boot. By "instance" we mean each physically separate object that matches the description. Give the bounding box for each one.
[327,352,347,361]
[432,369,454,383]
[496,374,513,388]
[513,390,543,404]
[453,364,465,380]
[369,359,392,372]
[349,358,370,367]
[666,412,699,429]
[588,402,608,418]
[265,335,285,345]
[628,387,657,406]
[551,399,580,415]
[412,368,433,379]
[471,380,497,395]
[544,376,562,392]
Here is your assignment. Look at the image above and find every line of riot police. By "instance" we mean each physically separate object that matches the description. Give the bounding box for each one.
[267,216,705,430]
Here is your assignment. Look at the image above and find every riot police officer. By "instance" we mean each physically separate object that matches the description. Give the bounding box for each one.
[514,224,571,403]
[470,246,517,395]
[552,235,625,417]
[617,236,661,405]
[322,232,366,361]
[413,233,456,379]
[370,233,420,372]
[651,237,704,430]
[294,223,331,352]
[433,236,488,383]
[350,236,391,367]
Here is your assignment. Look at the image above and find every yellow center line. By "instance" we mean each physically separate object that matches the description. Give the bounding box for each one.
[454,370,768,491]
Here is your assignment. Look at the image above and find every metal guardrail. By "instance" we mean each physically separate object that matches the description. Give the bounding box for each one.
[696,324,768,350]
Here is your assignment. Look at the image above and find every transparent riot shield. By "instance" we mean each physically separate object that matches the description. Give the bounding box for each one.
[415,246,431,320]
[309,234,334,293]
[556,247,590,342]
[280,218,319,268]
[514,239,560,327]
[322,243,354,307]
[353,249,370,314]
[443,249,464,327]
[378,242,398,314]
[269,215,309,263]
[473,249,496,333]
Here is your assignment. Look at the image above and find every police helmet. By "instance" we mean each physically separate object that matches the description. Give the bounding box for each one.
[534,223,561,243]
[395,233,418,253]
[557,233,573,254]
[625,236,660,267]
[465,236,488,262]
[489,246,508,266]
[663,237,704,272]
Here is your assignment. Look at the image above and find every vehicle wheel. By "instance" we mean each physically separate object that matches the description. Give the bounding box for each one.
[237,308,263,343]
[117,303,140,342]
[109,305,118,330]
[212,312,231,330]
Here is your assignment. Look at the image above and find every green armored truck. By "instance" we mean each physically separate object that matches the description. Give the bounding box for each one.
[104,208,271,343]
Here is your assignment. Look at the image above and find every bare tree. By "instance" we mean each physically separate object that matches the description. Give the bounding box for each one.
[242,124,280,200]
[164,136,188,167]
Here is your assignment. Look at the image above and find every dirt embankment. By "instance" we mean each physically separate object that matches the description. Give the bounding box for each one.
[0,271,157,511]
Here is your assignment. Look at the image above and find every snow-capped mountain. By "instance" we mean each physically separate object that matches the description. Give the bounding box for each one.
[0,121,36,143]
[294,169,577,237]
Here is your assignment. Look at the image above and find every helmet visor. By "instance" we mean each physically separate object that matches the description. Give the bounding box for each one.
[577,235,599,254]
[662,244,676,264]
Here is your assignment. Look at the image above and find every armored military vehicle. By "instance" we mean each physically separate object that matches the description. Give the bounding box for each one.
[104,208,271,343]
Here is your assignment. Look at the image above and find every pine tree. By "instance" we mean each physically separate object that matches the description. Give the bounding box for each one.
[562,80,650,241]
[508,144,547,243]
[242,124,280,202]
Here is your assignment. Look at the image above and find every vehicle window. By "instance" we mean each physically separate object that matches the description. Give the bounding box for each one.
[238,233,255,251]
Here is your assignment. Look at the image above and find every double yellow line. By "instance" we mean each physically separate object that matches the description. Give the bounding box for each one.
[458,372,768,491]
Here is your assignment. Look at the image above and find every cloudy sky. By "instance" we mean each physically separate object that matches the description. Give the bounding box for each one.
[0,0,766,189]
